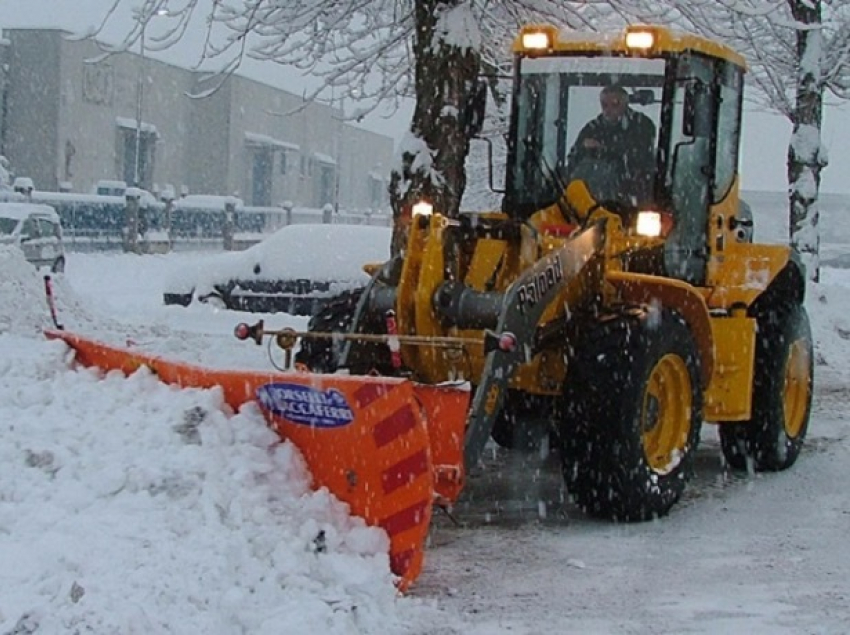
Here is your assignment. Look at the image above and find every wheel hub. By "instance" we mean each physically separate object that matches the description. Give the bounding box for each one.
[642,353,693,473]
[783,338,811,439]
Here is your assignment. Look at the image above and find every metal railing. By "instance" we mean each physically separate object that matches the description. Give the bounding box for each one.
[3,190,391,253]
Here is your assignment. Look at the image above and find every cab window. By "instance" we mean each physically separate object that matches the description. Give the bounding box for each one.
[713,63,743,202]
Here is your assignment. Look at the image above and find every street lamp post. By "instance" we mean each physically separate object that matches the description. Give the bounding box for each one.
[133,21,146,188]
[133,9,167,189]
[334,94,342,215]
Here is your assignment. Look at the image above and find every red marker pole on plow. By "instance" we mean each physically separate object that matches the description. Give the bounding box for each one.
[385,310,402,370]
[43,275,64,330]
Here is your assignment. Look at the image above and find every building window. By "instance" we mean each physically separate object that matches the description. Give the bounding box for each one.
[252,148,273,207]
[300,155,313,178]
[120,129,156,189]
[279,151,287,175]
[318,164,336,207]
[368,174,387,208]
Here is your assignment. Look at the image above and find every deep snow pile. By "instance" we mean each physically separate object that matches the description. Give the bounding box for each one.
[0,246,130,340]
[4,239,850,634]
[11,246,309,372]
[0,246,68,336]
[805,267,850,388]
[0,246,443,634]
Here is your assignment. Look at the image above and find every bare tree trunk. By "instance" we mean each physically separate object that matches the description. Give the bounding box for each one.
[389,0,481,255]
[787,0,826,282]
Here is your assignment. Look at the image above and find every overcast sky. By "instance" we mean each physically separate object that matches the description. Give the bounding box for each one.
[1,0,849,194]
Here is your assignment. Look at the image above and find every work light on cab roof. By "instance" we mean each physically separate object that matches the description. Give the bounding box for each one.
[625,28,656,51]
[521,30,551,50]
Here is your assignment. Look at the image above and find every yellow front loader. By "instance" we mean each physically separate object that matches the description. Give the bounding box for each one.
[294,23,813,522]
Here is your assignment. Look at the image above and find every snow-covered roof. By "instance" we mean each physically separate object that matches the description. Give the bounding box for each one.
[173,194,245,210]
[0,202,60,222]
[12,176,34,190]
[312,152,336,165]
[115,117,159,136]
[165,223,390,294]
[244,132,300,151]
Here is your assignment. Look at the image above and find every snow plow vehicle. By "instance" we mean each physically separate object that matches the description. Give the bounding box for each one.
[292,23,813,517]
[48,24,813,590]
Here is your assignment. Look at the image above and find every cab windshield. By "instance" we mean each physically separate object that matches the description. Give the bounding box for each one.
[506,55,667,216]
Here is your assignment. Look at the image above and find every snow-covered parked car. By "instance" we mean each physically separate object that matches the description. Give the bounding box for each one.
[163,223,392,315]
[0,202,66,272]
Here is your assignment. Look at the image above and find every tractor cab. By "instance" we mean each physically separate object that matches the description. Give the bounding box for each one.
[505,25,747,286]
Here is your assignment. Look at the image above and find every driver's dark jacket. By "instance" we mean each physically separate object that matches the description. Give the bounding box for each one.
[567,108,656,203]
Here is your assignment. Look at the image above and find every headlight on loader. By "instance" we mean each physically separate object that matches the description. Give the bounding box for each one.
[636,210,662,237]
[412,200,434,217]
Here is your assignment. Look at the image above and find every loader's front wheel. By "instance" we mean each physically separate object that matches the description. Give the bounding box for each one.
[490,391,553,453]
[719,303,813,471]
[560,310,702,521]
[294,288,393,375]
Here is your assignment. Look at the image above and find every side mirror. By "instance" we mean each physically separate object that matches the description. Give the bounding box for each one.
[464,78,487,138]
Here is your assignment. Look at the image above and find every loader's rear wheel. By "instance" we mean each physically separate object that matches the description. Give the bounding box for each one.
[294,288,393,375]
[719,303,813,471]
[560,310,702,521]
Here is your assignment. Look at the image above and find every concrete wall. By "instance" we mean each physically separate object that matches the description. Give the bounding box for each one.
[0,33,9,171]
[0,28,394,210]
[50,33,196,194]
[226,74,311,205]
[188,76,232,197]
[342,125,392,211]
[4,30,61,190]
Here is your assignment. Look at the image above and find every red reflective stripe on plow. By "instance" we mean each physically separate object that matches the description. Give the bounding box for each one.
[382,499,429,537]
[372,405,417,448]
[353,383,390,409]
[381,449,429,495]
[389,549,416,577]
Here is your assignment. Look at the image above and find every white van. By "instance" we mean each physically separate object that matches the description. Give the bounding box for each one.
[0,203,66,272]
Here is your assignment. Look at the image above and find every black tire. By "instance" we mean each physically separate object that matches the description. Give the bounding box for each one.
[559,310,702,521]
[163,291,193,307]
[294,288,393,375]
[490,390,553,453]
[719,303,813,471]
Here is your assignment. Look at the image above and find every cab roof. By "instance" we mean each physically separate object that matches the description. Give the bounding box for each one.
[513,24,747,71]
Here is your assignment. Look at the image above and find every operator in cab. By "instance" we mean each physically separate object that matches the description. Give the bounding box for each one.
[566,84,656,206]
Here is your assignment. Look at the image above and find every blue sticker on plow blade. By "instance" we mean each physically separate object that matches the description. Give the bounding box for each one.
[256,383,355,428]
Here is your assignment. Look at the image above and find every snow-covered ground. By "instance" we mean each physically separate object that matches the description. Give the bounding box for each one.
[2,199,850,633]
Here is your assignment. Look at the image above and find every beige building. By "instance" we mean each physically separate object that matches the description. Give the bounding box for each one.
[0,28,393,211]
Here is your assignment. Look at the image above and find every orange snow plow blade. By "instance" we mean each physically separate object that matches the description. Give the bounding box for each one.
[44,329,469,590]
